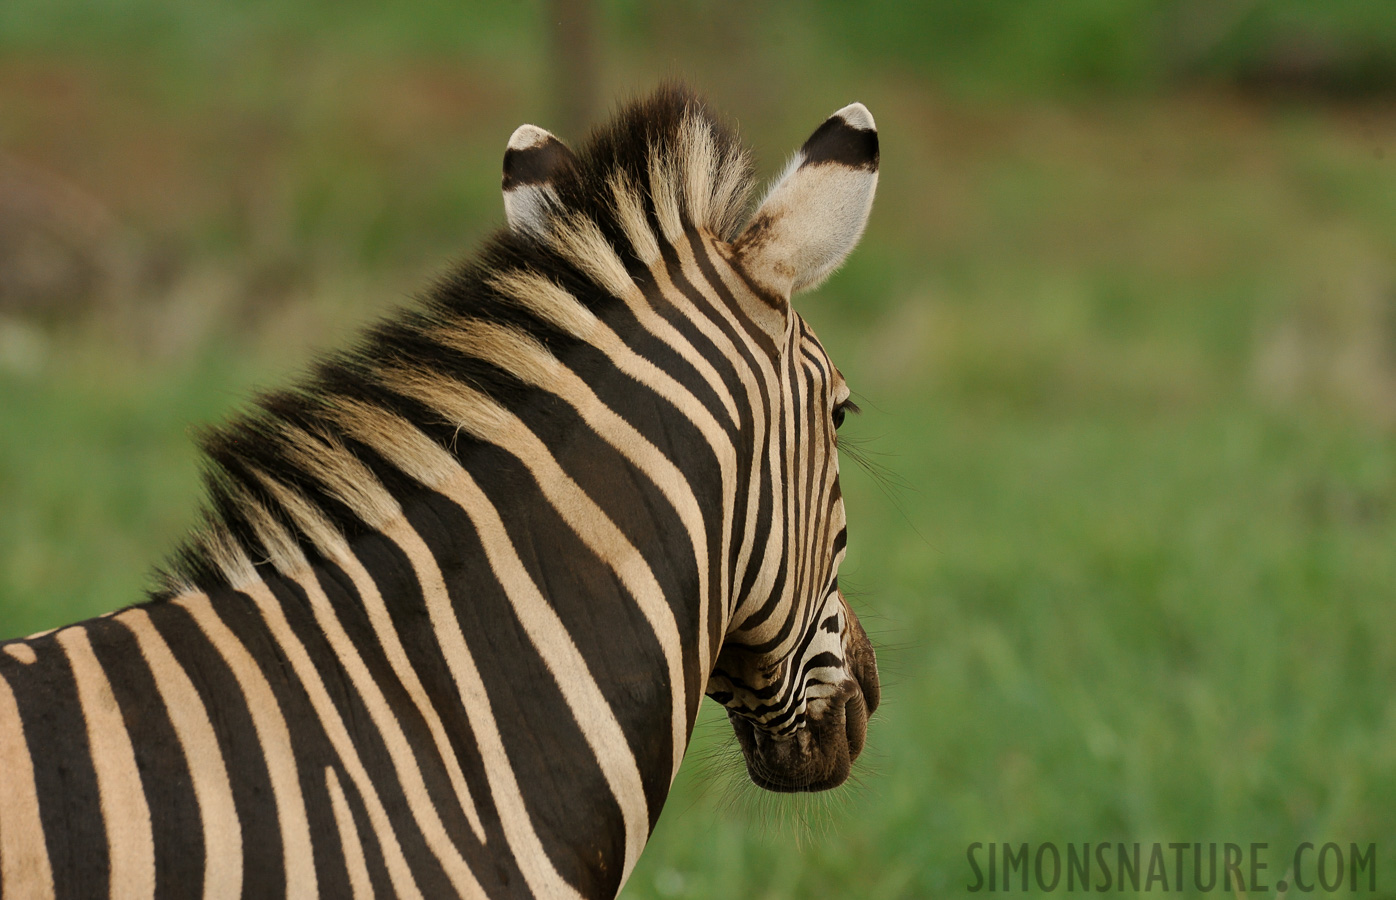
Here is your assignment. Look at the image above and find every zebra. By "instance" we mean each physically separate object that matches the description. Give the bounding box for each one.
[0,84,880,899]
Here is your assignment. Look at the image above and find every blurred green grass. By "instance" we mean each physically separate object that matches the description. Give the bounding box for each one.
[3,3,1396,898]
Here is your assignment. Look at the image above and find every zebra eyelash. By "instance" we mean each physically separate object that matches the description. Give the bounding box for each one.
[832,399,860,430]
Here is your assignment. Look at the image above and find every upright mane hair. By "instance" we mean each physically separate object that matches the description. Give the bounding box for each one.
[160,83,756,597]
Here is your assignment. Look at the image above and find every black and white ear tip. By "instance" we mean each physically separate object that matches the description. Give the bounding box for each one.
[502,125,572,191]
[507,124,553,152]
[798,102,879,172]
[832,102,876,133]
[502,124,574,234]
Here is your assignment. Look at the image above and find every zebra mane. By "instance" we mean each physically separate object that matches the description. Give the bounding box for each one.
[157,83,756,596]
[532,82,754,247]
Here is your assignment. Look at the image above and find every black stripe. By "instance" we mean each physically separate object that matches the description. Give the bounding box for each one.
[350,522,533,895]
[685,231,781,361]
[742,609,839,723]
[9,631,110,898]
[734,350,803,645]
[655,240,771,660]
[87,614,207,899]
[330,762,394,899]
[315,552,483,849]
[148,599,291,900]
[407,484,624,898]
[202,585,350,900]
[506,384,695,785]
[270,572,459,897]
[637,262,747,434]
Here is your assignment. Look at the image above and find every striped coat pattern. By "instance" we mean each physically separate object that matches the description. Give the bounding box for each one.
[0,85,881,899]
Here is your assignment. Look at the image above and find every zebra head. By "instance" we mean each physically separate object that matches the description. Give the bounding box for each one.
[708,103,883,793]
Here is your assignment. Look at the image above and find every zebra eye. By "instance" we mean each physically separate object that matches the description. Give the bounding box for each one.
[832,399,858,431]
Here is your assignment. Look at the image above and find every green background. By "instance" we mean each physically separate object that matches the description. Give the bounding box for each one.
[2,2,1394,896]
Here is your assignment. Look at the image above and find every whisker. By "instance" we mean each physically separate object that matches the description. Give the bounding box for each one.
[837,419,937,554]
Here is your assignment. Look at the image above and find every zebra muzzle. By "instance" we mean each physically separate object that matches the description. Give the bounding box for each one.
[729,610,879,793]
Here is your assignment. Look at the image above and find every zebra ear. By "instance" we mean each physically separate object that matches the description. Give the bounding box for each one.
[735,103,878,297]
[502,124,576,236]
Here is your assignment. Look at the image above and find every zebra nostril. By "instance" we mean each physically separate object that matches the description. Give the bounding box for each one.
[856,660,880,718]
[845,691,869,762]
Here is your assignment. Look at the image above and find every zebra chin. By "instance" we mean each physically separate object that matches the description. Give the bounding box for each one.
[729,621,880,793]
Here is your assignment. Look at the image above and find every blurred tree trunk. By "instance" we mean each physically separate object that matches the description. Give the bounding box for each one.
[546,0,599,138]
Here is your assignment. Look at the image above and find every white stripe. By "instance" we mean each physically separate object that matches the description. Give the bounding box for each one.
[332,382,654,881]
[587,259,742,426]
[240,581,426,900]
[321,401,580,899]
[2,644,35,665]
[239,463,489,846]
[324,766,374,900]
[176,594,318,899]
[428,464,652,883]
[650,242,783,653]
[683,235,789,623]
[319,547,487,843]
[287,568,485,898]
[55,626,155,900]
[488,273,744,661]
[432,319,725,703]
[117,609,243,900]
[694,235,798,631]
[545,363,718,692]
[381,518,583,900]
[582,316,743,645]
[381,373,683,820]
[0,669,54,899]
